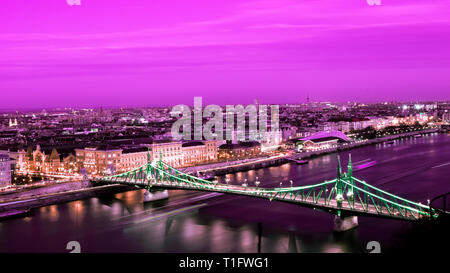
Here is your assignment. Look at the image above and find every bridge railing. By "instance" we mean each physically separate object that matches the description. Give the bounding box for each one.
[352,177,430,210]
[161,162,215,185]
[97,159,436,220]
[341,178,433,219]
[145,165,433,219]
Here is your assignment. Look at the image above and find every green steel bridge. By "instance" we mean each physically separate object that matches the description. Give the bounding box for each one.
[94,153,438,223]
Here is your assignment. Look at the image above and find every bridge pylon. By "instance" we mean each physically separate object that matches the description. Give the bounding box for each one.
[333,154,358,231]
[336,156,344,215]
[346,154,355,206]
[143,188,169,202]
[147,147,151,163]
[334,215,359,232]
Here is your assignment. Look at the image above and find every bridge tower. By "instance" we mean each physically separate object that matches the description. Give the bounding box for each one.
[333,154,358,232]
[335,156,344,214]
[143,148,169,202]
[346,154,355,206]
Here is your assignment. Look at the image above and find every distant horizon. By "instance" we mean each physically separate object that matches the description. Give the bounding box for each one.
[0,98,448,113]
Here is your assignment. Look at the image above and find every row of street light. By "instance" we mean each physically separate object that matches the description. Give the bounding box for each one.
[213,176,295,189]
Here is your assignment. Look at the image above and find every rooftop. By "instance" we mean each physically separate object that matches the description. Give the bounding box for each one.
[122,147,149,154]
[182,141,205,148]
[219,141,260,149]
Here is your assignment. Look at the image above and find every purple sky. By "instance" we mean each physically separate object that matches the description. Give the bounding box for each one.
[1,0,450,109]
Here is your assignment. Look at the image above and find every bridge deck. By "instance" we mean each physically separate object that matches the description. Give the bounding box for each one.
[94,179,424,221]
[93,157,434,221]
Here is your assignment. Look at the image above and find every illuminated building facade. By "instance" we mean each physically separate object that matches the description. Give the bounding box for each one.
[12,146,78,177]
[299,137,341,151]
[10,140,218,178]
[149,141,183,167]
[75,147,122,177]
[8,118,18,127]
[75,147,149,177]
[148,140,219,167]
[218,141,261,160]
[181,140,218,166]
[119,147,149,173]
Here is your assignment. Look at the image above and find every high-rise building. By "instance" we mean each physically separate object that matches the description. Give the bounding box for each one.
[443,112,450,123]
[0,152,11,187]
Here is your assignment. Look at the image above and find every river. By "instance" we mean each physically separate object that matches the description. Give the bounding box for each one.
[0,133,449,253]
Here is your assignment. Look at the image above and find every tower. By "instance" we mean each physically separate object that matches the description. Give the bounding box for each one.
[337,155,342,180]
[347,154,354,204]
[347,154,352,178]
[336,155,344,213]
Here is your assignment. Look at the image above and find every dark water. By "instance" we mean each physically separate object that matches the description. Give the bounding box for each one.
[0,133,449,253]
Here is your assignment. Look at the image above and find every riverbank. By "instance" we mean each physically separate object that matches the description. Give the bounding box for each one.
[194,129,441,176]
[209,156,287,176]
[0,182,135,220]
[0,181,92,201]
[295,128,439,160]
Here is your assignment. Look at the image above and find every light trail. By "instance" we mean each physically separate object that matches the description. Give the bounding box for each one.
[432,162,450,169]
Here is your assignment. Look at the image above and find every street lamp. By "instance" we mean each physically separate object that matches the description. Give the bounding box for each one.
[242,179,248,187]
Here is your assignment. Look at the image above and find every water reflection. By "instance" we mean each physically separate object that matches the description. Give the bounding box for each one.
[288,234,298,253]
[49,205,59,222]
[0,134,449,253]
[68,201,86,226]
[322,244,345,253]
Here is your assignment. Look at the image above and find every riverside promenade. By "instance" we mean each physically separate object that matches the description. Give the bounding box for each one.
[184,128,440,176]
[294,128,439,160]
[0,181,135,219]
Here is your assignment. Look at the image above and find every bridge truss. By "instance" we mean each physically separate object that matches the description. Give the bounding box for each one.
[95,154,437,221]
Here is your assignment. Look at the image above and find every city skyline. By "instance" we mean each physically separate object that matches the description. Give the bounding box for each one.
[0,99,448,113]
[1,0,450,109]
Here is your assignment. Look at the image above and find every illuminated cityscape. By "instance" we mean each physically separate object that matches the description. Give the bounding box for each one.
[1,101,448,183]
